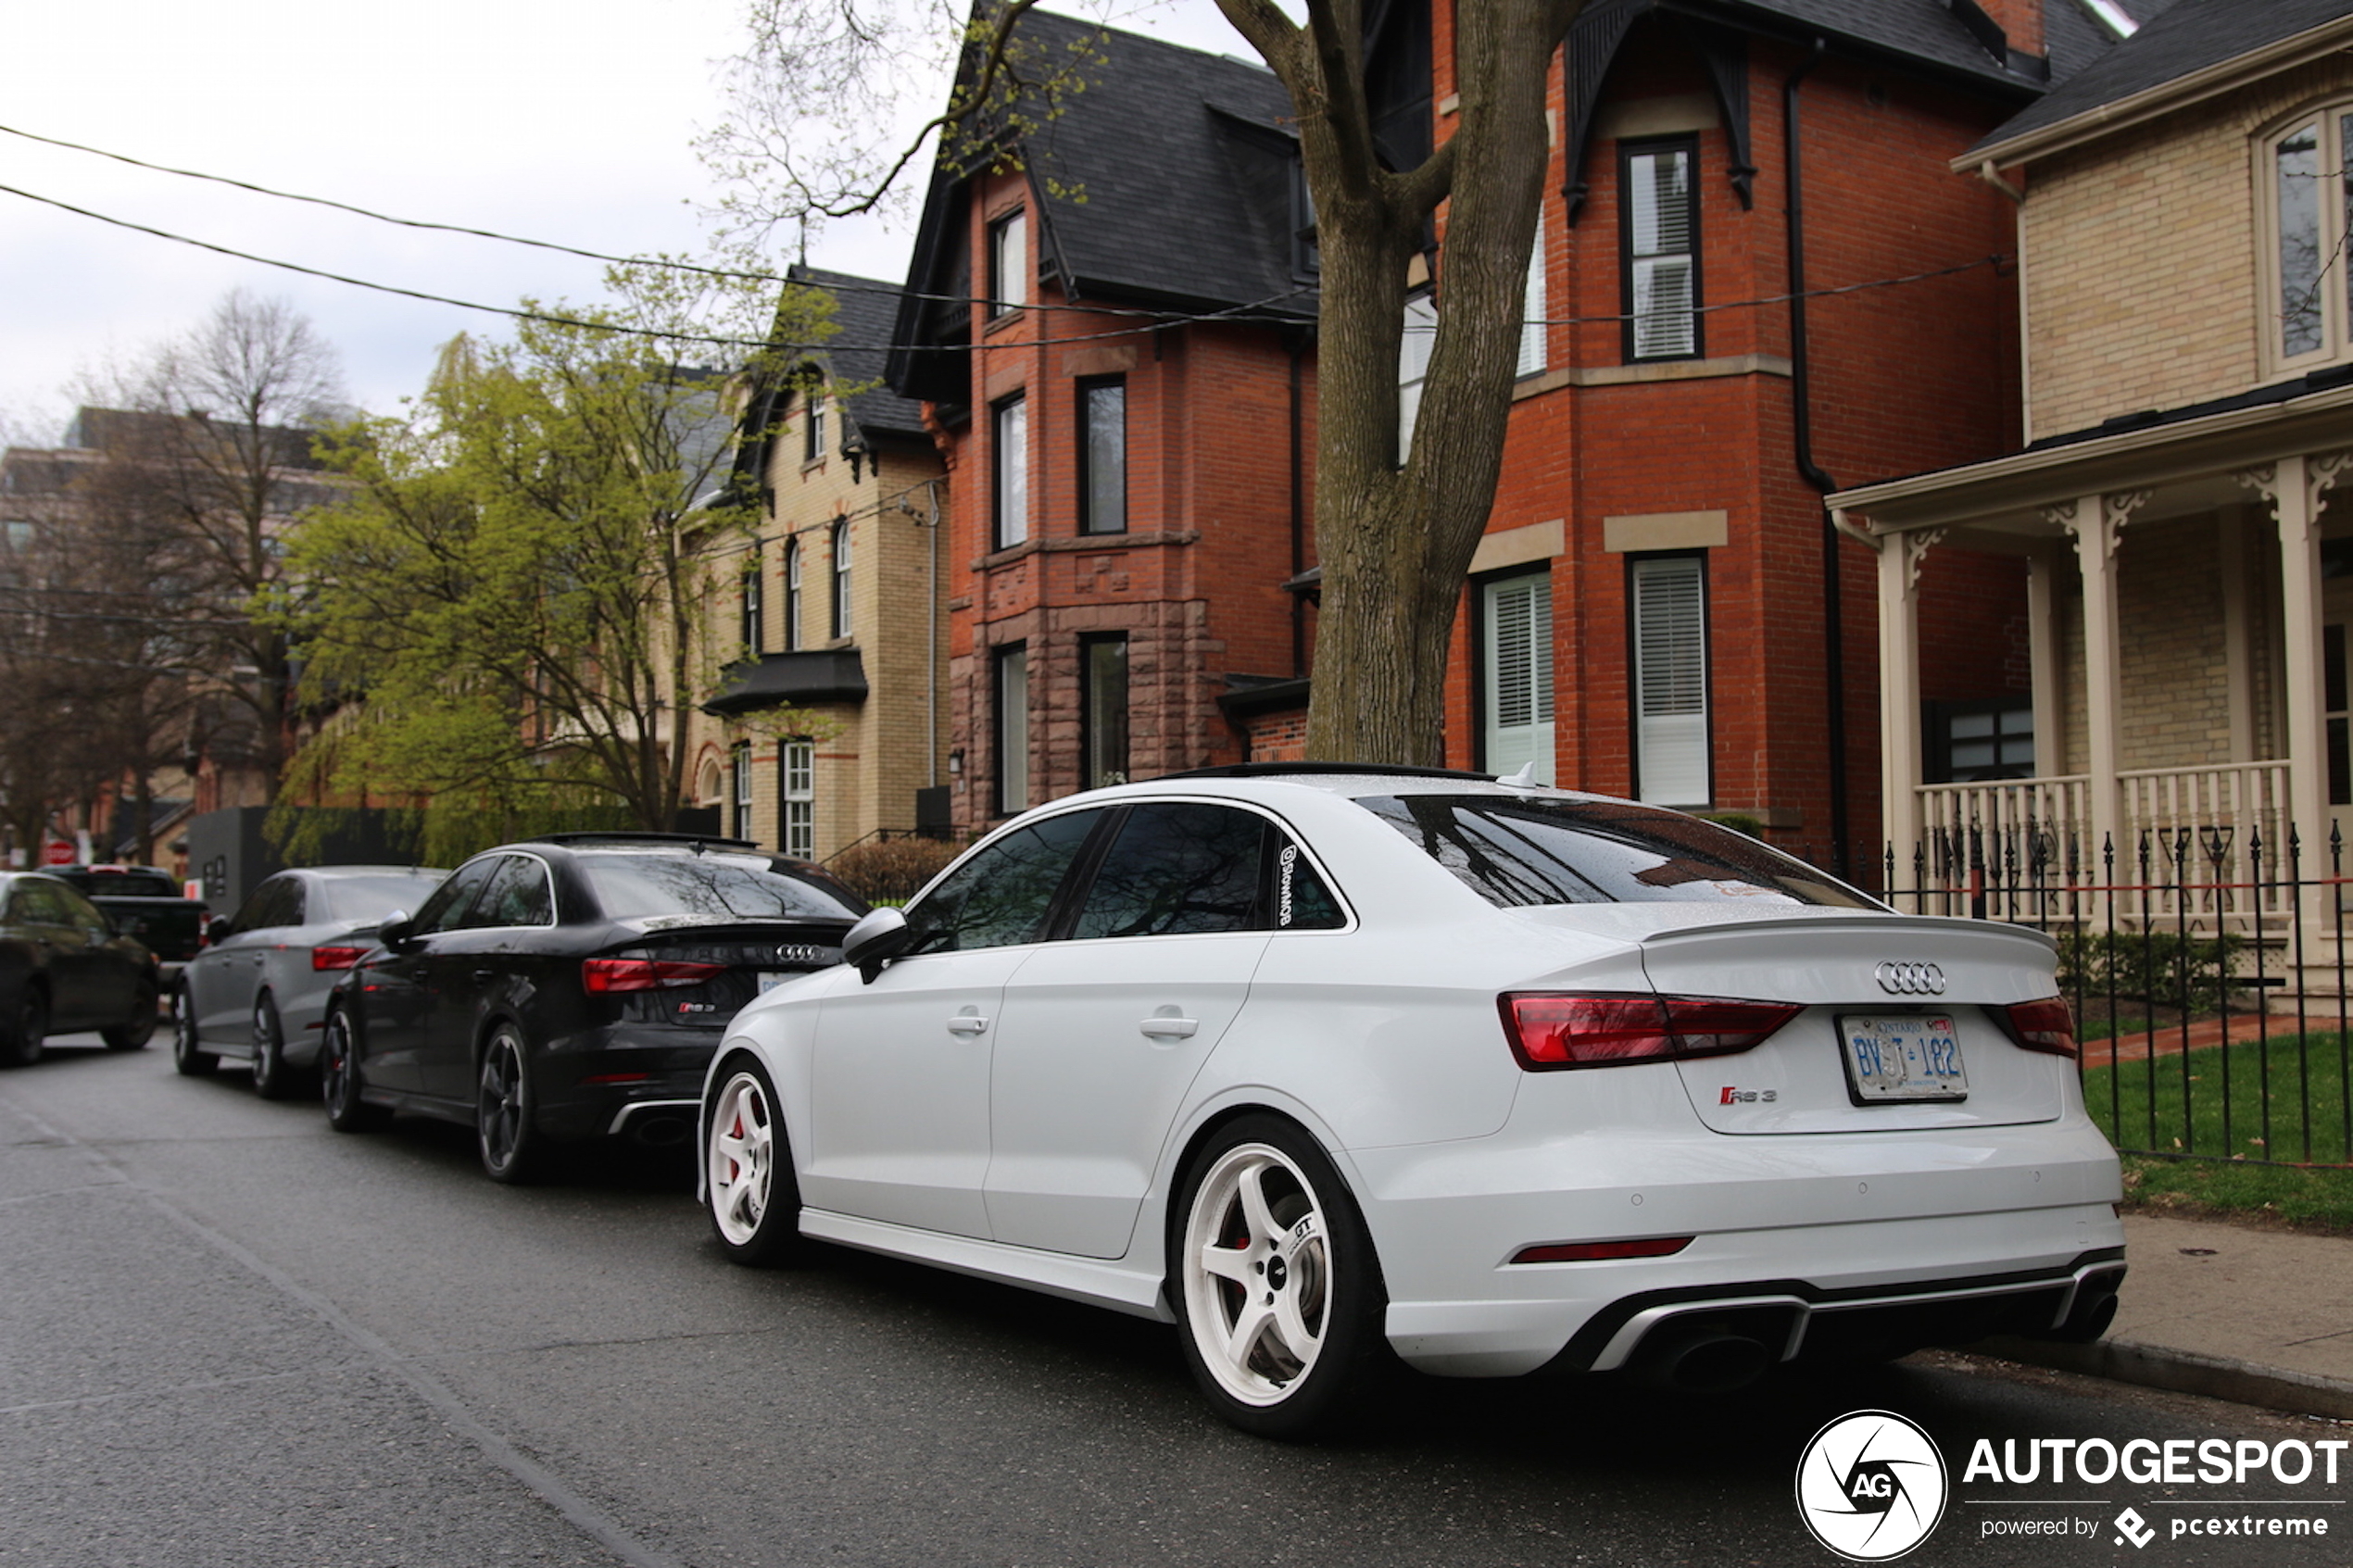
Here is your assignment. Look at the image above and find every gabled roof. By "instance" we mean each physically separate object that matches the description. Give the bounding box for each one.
[1969,0,2353,167]
[786,266,925,442]
[887,10,1312,403]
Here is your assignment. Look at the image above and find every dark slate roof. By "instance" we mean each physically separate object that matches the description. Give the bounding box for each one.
[788,266,925,440]
[1710,0,2046,86]
[1973,0,2353,157]
[1010,11,1310,316]
[2045,0,2122,82]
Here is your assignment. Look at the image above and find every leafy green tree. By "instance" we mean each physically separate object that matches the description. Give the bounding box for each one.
[276,266,834,864]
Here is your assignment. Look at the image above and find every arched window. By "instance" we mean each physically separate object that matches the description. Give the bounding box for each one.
[2264,103,2353,372]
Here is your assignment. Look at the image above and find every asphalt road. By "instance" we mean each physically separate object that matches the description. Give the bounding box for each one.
[5,1036,2347,1568]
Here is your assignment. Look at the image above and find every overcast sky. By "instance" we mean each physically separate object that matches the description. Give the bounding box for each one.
[0,0,1254,445]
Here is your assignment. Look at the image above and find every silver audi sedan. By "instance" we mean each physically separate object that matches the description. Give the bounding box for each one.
[173,864,447,1097]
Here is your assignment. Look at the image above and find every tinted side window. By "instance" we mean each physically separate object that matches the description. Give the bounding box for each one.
[14,882,67,924]
[1267,836,1345,931]
[55,884,113,936]
[904,811,1101,954]
[462,856,554,929]
[411,859,498,935]
[1072,803,1267,939]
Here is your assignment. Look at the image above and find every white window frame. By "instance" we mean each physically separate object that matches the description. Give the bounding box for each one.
[781,739,815,860]
[1629,553,1710,807]
[830,518,852,639]
[1398,291,1437,458]
[1622,138,1700,362]
[993,394,1029,549]
[2259,102,2353,377]
[783,539,801,650]
[1517,223,1549,378]
[988,208,1027,320]
[1481,571,1554,784]
[730,742,755,842]
[996,643,1029,816]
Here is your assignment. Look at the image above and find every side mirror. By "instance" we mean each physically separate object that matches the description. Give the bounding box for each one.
[377,911,415,949]
[841,907,911,982]
[202,915,233,947]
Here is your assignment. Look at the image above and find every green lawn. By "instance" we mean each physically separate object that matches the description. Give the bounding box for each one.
[2080,1033,2353,1231]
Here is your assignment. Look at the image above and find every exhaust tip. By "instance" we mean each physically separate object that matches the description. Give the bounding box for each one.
[1630,1325,1776,1392]
[629,1115,694,1149]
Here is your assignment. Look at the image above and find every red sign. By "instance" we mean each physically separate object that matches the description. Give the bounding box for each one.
[41,839,74,866]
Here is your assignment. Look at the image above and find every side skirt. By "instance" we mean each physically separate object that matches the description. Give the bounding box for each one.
[798,1209,1176,1324]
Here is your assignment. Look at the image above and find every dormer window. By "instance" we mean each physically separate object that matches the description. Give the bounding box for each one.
[988,209,1027,320]
[2267,106,2353,371]
[802,385,827,464]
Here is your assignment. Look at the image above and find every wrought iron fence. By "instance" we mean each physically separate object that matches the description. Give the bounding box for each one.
[1868,819,2353,1169]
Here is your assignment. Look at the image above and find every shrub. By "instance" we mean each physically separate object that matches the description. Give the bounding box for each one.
[828,835,963,904]
[2057,928,2244,1011]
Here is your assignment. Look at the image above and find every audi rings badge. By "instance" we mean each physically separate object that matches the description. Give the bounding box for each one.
[1874,960,1947,997]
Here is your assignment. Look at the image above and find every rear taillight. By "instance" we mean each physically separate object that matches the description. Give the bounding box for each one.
[1996,997,2077,1059]
[1500,993,1802,1071]
[582,957,731,994]
[311,946,368,972]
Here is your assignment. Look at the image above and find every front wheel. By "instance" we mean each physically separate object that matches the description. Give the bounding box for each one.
[249,995,294,1099]
[1171,1116,1391,1438]
[704,1060,808,1266]
[170,988,218,1077]
[1,986,47,1068]
[320,1010,386,1132]
[103,977,159,1051]
[476,1025,542,1184]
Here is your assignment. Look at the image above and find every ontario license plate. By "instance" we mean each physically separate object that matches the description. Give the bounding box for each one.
[1838,1013,1968,1103]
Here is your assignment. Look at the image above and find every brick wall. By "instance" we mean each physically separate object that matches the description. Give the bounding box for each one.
[2023,56,2353,438]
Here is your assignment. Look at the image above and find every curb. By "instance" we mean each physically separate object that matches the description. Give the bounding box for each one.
[1981,1335,2353,1423]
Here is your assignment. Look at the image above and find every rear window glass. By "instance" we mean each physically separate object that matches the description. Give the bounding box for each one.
[576,851,864,922]
[1357,795,1876,909]
[320,873,448,924]
[52,866,180,897]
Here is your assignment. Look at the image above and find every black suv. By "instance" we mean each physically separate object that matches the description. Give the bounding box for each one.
[318,834,866,1181]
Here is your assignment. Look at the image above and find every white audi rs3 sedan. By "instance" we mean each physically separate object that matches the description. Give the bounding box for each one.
[699,766,2124,1436]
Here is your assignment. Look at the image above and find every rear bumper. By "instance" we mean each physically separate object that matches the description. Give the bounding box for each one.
[1352,1117,2126,1377]
[530,1022,724,1145]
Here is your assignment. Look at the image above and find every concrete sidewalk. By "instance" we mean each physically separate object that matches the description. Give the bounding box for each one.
[1982,1211,2353,1420]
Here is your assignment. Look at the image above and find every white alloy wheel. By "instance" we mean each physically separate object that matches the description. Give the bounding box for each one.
[709,1070,776,1246]
[1181,1141,1335,1407]
[705,1061,806,1266]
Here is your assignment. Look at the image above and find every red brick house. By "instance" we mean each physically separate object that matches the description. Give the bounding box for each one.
[1435,0,2150,877]
[888,2,2144,861]
[887,12,1347,834]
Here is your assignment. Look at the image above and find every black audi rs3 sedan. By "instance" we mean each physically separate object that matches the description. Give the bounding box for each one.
[317,834,866,1181]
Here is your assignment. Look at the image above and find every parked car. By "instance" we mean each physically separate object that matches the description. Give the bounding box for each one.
[46,864,208,978]
[321,834,867,1182]
[171,865,450,1098]
[698,766,2126,1436]
[0,871,162,1066]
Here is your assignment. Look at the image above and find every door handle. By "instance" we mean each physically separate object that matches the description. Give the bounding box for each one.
[946,1012,990,1036]
[472,969,496,983]
[1139,1015,1199,1039]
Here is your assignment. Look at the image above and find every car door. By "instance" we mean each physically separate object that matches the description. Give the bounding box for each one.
[984,801,1304,1259]
[800,809,1104,1239]
[355,857,497,1094]
[193,876,298,1043]
[414,854,555,1102]
[37,881,120,1027]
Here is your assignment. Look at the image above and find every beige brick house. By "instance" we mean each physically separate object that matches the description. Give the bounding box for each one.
[683,268,949,861]
[1831,0,2353,915]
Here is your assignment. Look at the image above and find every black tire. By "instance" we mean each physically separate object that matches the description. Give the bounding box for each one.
[704,1057,809,1266]
[1168,1114,1392,1439]
[1,985,47,1068]
[476,1023,543,1184]
[321,1009,386,1132]
[249,994,295,1099]
[102,976,159,1051]
[170,986,219,1077]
